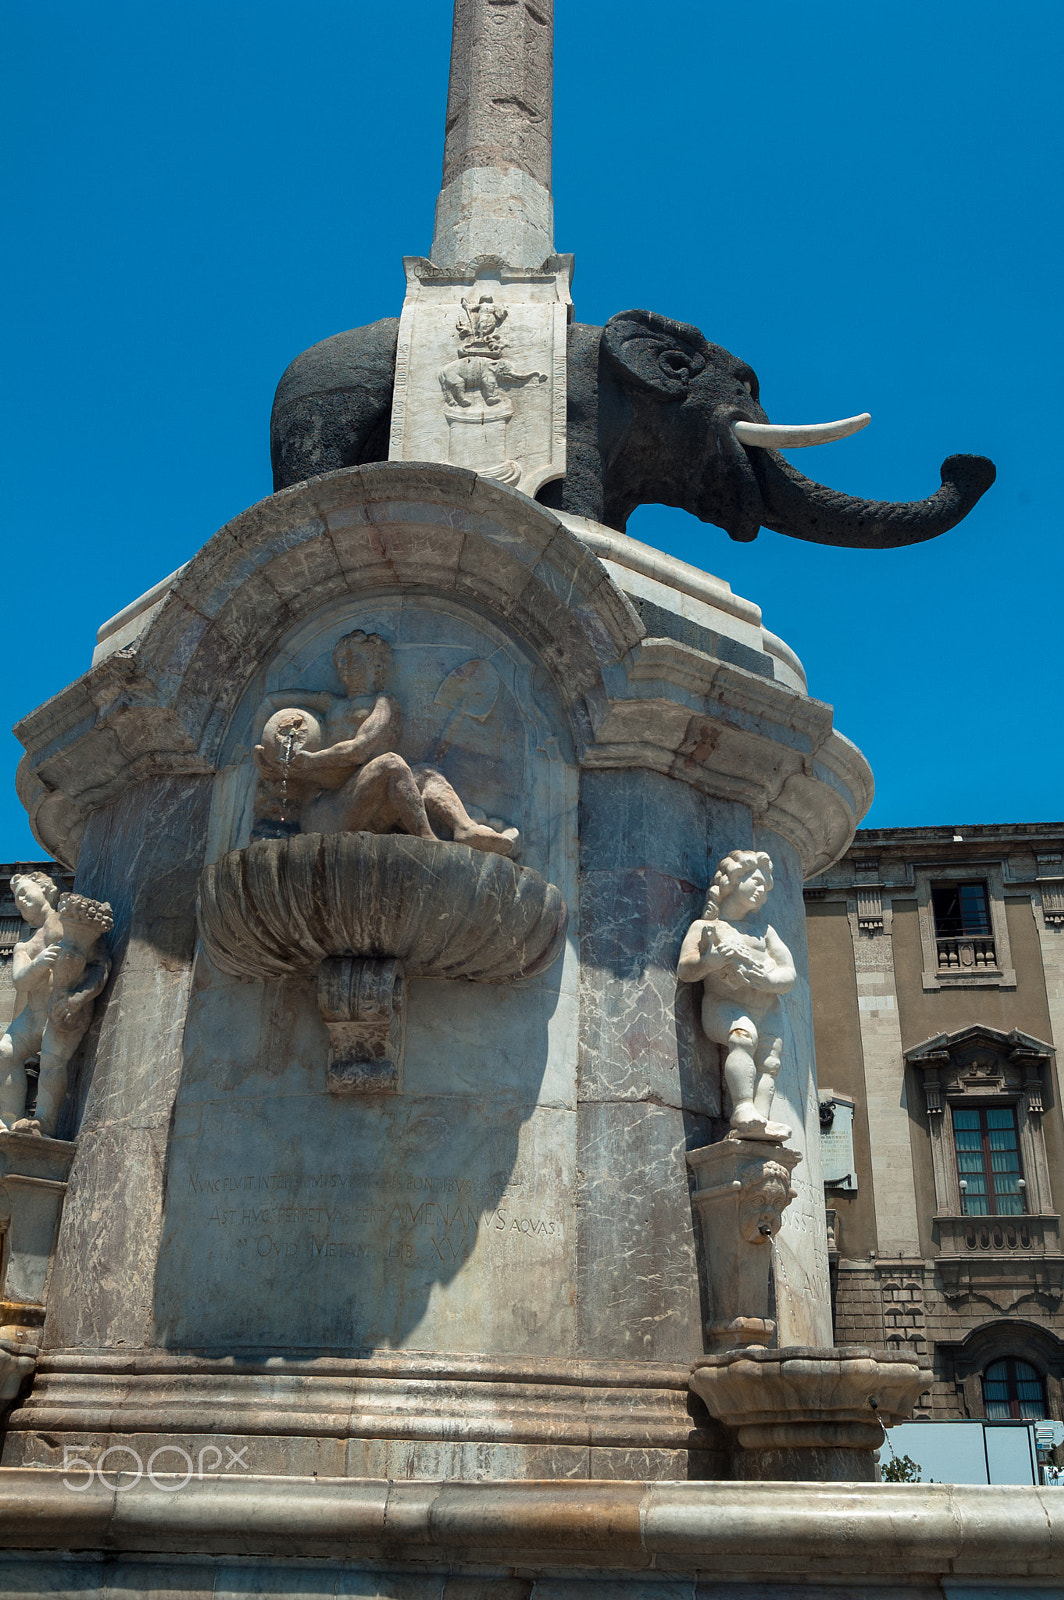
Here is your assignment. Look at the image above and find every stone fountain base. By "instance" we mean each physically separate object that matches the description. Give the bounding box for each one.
[690,1344,932,1481]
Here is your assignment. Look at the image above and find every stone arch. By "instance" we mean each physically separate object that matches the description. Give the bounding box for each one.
[947,1319,1064,1421]
[150,463,642,769]
[16,464,643,864]
[953,1318,1064,1379]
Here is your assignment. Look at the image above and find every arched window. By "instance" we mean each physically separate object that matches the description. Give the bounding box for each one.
[982,1358,1046,1420]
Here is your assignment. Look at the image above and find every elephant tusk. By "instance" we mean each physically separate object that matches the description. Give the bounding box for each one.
[732,413,871,449]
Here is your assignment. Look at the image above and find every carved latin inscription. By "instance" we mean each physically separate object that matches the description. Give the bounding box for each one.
[185,1166,563,1268]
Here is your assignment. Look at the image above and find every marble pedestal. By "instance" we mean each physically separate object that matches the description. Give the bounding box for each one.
[0,1131,73,1428]
[0,1132,73,1324]
[687,1134,801,1350]
[5,463,874,1484]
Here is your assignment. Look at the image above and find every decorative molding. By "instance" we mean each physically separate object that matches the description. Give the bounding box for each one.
[1037,852,1064,926]
[913,862,1016,991]
[907,1027,1059,1290]
[13,466,872,878]
[855,885,884,932]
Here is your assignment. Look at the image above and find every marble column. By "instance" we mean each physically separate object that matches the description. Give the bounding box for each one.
[432,0,555,266]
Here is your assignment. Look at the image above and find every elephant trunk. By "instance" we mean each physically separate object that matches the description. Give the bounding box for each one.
[750,449,996,549]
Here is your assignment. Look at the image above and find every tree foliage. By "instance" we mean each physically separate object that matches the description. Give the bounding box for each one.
[882,1452,928,1483]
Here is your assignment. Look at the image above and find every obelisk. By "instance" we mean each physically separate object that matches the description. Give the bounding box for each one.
[388,0,568,496]
[432,0,555,269]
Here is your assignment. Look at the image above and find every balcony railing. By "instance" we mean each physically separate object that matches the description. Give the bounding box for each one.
[936,934,997,971]
[935,1213,1060,1256]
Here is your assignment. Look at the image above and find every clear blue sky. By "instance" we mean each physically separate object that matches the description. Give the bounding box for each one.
[4,1,1061,860]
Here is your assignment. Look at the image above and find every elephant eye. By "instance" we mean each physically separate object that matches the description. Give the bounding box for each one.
[736,365,759,402]
[659,350,692,385]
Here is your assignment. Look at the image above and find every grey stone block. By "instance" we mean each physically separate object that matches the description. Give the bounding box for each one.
[579,770,725,880]
[578,867,718,1116]
[347,1438,590,1481]
[359,460,479,509]
[576,1100,706,1363]
[372,522,466,590]
[455,532,535,615]
[588,1447,691,1481]
[259,535,349,606]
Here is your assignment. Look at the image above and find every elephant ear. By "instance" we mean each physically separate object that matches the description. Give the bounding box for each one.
[602,309,710,396]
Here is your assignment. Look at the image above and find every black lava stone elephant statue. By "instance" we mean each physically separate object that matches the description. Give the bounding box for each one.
[270,309,995,548]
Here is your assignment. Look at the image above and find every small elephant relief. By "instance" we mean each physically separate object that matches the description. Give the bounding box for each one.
[438,354,546,409]
[677,849,796,1142]
[0,875,112,1139]
[439,289,546,412]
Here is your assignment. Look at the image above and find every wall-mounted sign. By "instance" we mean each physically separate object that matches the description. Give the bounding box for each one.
[820,1093,857,1190]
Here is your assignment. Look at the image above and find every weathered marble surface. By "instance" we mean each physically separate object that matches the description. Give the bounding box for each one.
[0,1474,1060,1587]
[155,1072,577,1355]
[6,466,872,1482]
[5,1349,724,1478]
[578,771,731,1116]
[40,777,210,1351]
[390,260,570,496]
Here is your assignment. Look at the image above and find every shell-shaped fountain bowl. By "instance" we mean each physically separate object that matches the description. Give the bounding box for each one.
[198,832,568,985]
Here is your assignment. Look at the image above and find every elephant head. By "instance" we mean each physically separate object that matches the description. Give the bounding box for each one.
[587,310,995,547]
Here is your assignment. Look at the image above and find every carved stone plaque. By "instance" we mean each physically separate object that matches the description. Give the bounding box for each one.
[389,254,572,497]
[820,1094,857,1190]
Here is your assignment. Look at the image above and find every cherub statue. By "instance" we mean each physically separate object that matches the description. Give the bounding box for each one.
[0,872,62,1132]
[0,879,112,1138]
[253,631,520,857]
[677,849,796,1141]
[32,894,113,1137]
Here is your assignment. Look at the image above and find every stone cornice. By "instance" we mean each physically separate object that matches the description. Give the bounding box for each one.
[14,464,871,876]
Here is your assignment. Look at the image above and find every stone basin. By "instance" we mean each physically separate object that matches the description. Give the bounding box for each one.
[690,1344,932,1480]
[197,832,569,1092]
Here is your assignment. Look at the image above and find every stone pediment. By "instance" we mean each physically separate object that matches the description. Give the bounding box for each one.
[14,462,871,877]
[907,1024,1055,1064]
[907,1024,1053,1115]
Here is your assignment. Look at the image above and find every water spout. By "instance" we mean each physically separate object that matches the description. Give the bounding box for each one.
[278,728,297,823]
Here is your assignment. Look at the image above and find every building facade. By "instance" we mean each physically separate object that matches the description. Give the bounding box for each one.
[807,824,1064,1425]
